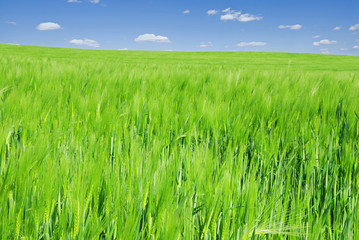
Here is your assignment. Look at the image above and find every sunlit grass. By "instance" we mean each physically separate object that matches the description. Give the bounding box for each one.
[0,44,359,239]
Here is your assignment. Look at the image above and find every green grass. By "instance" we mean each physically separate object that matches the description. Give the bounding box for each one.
[1,44,359,239]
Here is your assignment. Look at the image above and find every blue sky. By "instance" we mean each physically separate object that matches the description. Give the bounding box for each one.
[1,0,359,55]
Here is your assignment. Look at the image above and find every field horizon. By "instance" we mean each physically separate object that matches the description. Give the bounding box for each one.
[4,43,359,55]
[2,43,359,58]
[2,44,359,71]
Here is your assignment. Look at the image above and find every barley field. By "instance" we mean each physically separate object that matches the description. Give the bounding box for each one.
[1,44,359,239]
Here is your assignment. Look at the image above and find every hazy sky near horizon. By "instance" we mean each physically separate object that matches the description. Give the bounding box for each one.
[1,0,359,55]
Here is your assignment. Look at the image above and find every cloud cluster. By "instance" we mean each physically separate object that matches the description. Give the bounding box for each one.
[69,38,100,47]
[37,22,61,31]
[237,41,267,47]
[278,24,302,30]
[349,24,359,31]
[313,39,337,46]
[17,5,359,52]
[134,34,171,43]
[220,8,262,22]
[207,10,218,15]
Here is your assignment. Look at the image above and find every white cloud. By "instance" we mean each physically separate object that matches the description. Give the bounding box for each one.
[200,42,213,48]
[237,41,267,47]
[134,34,171,43]
[118,48,128,50]
[354,46,359,49]
[37,22,61,31]
[183,10,190,14]
[320,48,330,54]
[278,24,302,30]
[349,23,359,31]
[207,10,218,15]
[237,13,262,22]
[67,0,81,2]
[5,42,20,45]
[90,0,100,3]
[333,26,341,31]
[69,38,100,48]
[340,48,348,51]
[220,8,262,22]
[221,13,236,21]
[6,21,16,25]
[313,39,337,46]
[313,35,321,39]
[356,40,359,42]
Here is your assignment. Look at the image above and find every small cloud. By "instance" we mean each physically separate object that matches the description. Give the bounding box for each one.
[6,21,16,25]
[278,24,302,30]
[134,34,171,43]
[349,23,359,31]
[333,26,341,31]
[313,35,321,39]
[340,48,348,51]
[354,46,359,49]
[37,22,61,31]
[183,10,190,14]
[237,13,263,22]
[355,40,359,42]
[320,48,330,54]
[207,10,218,15]
[313,39,337,46]
[220,8,262,22]
[200,42,213,48]
[221,13,236,21]
[67,0,81,2]
[69,38,100,48]
[118,48,128,50]
[237,41,267,47]
[90,0,100,3]
[5,42,20,45]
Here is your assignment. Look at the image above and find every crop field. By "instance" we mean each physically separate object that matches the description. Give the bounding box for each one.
[1,44,359,239]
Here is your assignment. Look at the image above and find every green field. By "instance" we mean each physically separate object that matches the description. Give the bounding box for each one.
[1,44,359,239]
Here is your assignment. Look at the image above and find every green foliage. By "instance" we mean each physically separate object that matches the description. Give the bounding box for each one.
[0,44,359,239]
